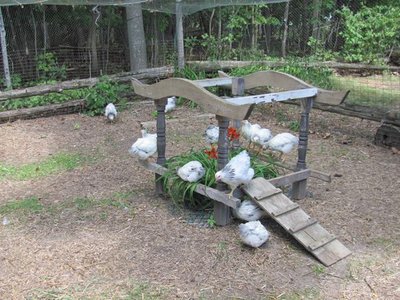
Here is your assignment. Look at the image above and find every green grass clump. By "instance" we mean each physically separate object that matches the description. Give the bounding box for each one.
[0,153,87,181]
[0,196,43,215]
[161,148,278,209]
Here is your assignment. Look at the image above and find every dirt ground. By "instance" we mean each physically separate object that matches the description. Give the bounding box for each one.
[0,101,399,299]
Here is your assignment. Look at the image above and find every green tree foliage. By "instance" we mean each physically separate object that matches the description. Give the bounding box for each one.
[340,5,400,63]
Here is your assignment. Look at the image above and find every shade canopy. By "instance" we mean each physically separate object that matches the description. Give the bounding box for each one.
[1,0,288,14]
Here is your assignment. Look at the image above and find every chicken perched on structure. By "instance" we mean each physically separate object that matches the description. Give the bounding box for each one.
[177,161,205,182]
[165,96,176,113]
[239,220,270,248]
[233,200,266,222]
[251,127,272,153]
[241,120,261,148]
[129,129,157,160]
[204,125,219,145]
[215,150,254,198]
[267,132,299,160]
[105,103,117,122]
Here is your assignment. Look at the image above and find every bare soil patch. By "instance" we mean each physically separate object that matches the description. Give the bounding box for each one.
[0,102,399,299]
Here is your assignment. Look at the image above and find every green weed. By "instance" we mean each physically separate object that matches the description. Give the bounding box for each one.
[0,153,87,181]
[0,196,43,215]
[312,264,325,275]
[160,147,278,209]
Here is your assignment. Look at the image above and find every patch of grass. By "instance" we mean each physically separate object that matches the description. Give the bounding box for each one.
[331,75,400,109]
[0,153,88,181]
[271,287,321,300]
[161,147,278,209]
[0,196,43,216]
[312,264,325,276]
[124,283,165,300]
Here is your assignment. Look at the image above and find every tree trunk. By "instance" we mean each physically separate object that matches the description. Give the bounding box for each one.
[175,0,185,70]
[311,0,321,40]
[281,1,290,57]
[126,3,148,72]
[43,8,50,49]
[89,7,99,76]
[0,7,11,89]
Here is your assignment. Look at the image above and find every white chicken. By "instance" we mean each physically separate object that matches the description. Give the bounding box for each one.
[177,161,205,182]
[251,127,272,153]
[215,150,254,198]
[105,103,117,122]
[239,220,270,248]
[165,96,176,113]
[129,129,157,160]
[233,200,266,221]
[241,120,261,148]
[204,125,219,145]
[267,132,299,160]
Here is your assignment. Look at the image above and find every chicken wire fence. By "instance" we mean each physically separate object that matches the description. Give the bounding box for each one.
[0,2,399,113]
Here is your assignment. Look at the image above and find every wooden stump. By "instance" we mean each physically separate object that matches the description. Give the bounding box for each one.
[374,123,400,148]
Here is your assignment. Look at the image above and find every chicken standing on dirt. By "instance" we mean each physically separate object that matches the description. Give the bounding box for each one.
[177,161,205,182]
[233,200,266,222]
[267,132,299,160]
[105,103,117,122]
[241,120,261,149]
[215,150,254,198]
[165,96,176,113]
[129,129,157,160]
[251,127,273,154]
[239,220,270,248]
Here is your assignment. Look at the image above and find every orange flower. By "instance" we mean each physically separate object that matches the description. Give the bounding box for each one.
[228,127,240,141]
[204,145,218,159]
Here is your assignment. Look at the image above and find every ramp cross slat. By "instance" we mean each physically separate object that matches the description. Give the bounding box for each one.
[242,177,351,266]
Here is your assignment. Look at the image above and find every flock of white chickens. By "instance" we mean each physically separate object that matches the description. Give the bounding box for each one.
[105,100,299,249]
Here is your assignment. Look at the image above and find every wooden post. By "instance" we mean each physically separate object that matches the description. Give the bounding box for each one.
[175,0,185,70]
[0,8,11,89]
[292,97,313,200]
[215,115,232,226]
[231,77,245,149]
[155,98,167,195]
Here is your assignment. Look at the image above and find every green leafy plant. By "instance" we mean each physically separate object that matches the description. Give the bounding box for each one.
[160,147,278,210]
[207,214,217,228]
[340,5,400,63]
[37,52,67,82]
[84,77,130,116]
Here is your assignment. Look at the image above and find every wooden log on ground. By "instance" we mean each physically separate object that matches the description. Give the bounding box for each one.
[0,66,174,102]
[0,99,85,123]
[374,123,400,148]
[288,101,400,127]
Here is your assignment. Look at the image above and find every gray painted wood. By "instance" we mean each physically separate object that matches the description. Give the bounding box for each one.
[292,97,313,200]
[155,98,167,195]
[215,115,232,226]
[231,77,245,149]
[242,177,351,266]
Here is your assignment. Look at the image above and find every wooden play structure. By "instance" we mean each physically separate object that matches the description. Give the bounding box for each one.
[131,70,351,266]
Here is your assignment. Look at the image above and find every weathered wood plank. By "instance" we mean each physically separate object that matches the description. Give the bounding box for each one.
[0,99,85,123]
[289,218,318,234]
[271,203,299,217]
[0,66,174,102]
[138,160,240,209]
[267,169,311,186]
[195,77,232,88]
[242,177,351,266]
[131,77,254,120]
[243,177,282,201]
[218,70,348,105]
[223,88,318,105]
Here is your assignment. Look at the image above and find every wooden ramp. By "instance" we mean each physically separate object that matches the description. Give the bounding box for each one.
[242,177,351,266]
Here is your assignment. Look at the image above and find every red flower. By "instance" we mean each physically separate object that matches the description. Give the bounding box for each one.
[228,127,240,141]
[204,145,218,159]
